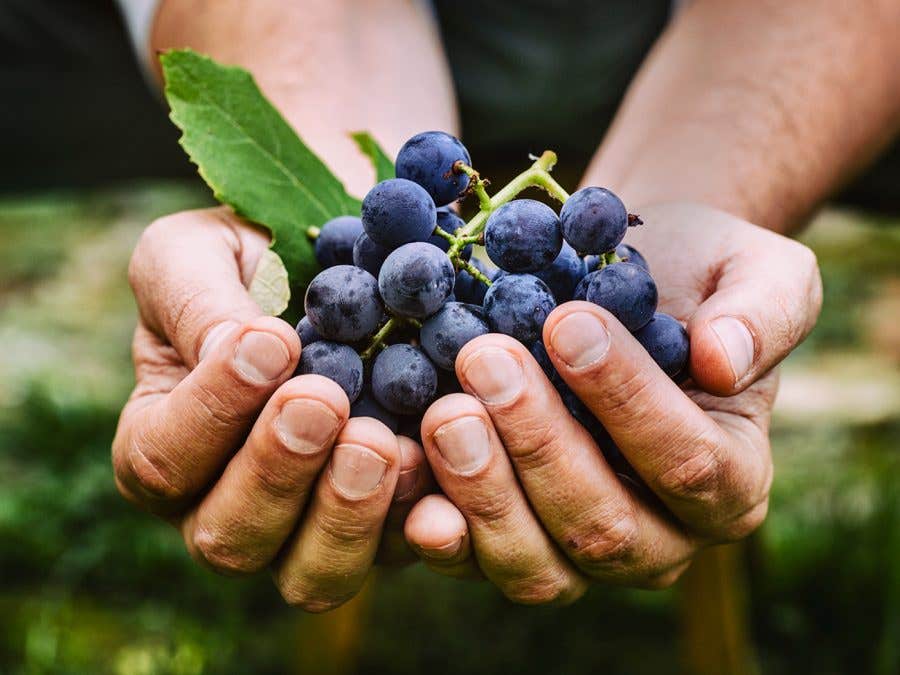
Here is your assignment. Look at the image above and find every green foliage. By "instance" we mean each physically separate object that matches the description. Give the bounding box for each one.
[351,131,395,182]
[161,49,362,312]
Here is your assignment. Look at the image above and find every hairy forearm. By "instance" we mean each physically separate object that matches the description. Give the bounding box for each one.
[585,0,900,233]
[152,0,457,195]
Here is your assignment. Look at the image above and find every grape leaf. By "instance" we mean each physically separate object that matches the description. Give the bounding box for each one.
[351,131,395,182]
[248,249,290,316]
[160,49,361,311]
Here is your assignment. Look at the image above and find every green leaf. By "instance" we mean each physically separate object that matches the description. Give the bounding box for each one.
[248,249,290,316]
[351,131,395,183]
[160,49,361,310]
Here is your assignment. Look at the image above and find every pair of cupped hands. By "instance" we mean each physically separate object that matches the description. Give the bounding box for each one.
[113,200,821,611]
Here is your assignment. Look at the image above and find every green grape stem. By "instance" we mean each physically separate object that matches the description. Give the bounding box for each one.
[306,225,321,240]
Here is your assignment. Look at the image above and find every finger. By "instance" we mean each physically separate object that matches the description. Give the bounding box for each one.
[421,394,588,605]
[405,494,481,579]
[180,375,349,575]
[456,334,697,583]
[273,417,400,612]
[687,224,822,395]
[113,315,300,514]
[544,302,772,540]
[376,436,437,566]
[129,208,268,368]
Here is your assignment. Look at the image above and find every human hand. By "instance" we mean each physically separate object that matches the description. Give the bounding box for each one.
[113,207,432,611]
[404,202,822,602]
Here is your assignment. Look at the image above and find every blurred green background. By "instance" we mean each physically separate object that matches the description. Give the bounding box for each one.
[0,182,898,675]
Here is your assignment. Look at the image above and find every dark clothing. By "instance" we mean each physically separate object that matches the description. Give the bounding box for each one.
[1,0,897,210]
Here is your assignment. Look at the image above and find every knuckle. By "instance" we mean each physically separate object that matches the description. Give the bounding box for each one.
[281,588,349,613]
[594,370,656,427]
[656,433,724,506]
[503,417,563,468]
[641,563,691,590]
[567,505,640,574]
[316,507,376,546]
[126,434,188,502]
[192,526,261,575]
[503,574,572,606]
[190,380,246,431]
[464,488,518,526]
[245,450,310,501]
[717,498,769,542]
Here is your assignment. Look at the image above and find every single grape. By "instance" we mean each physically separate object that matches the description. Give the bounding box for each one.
[295,316,321,347]
[395,131,472,206]
[483,273,556,344]
[420,302,489,370]
[484,199,562,273]
[454,258,493,305]
[296,341,363,403]
[572,270,598,301]
[427,208,472,261]
[378,242,455,318]
[361,178,436,249]
[372,344,438,415]
[535,242,587,302]
[585,262,657,331]
[352,232,391,277]
[585,245,647,273]
[615,243,649,271]
[633,312,690,379]
[304,265,383,342]
[350,391,399,432]
[560,187,628,254]
[314,215,363,268]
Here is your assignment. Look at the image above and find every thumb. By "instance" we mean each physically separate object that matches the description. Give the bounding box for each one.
[688,237,822,396]
[129,207,270,368]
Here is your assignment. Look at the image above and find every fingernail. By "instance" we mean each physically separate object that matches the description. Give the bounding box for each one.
[331,444,388,499]
[710,316,755,384]
[276,399,339,454]
[199,321,238,362]
[420,537,462,561]
[549,312,610,368]
[234,330,291,383]
[394,467,419,502]
[433,416,490,475]
[460,348,523,404]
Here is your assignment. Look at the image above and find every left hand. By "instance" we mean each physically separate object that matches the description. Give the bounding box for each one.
[404,202,822,602]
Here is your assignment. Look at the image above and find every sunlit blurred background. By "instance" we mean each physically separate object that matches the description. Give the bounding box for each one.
[2,2,898,674]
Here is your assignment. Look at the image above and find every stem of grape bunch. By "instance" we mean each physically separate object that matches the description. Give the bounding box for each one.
[358,150,570,359]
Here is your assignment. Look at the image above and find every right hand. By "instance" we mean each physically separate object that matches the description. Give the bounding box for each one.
[113,207,432,612]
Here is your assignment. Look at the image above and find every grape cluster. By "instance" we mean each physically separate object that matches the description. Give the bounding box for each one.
[297,130,689,446]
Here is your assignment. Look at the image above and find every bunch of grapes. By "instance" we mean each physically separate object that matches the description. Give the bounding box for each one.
[297,131,689,449]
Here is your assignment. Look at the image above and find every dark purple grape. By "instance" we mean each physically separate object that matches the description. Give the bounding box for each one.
[350,391,399,432]
[295,316,321,347]
[535,242,587,302]
[585,262,657,331]
[352,232,391,277]
[304,265,383,342]
[573,270,598,301]
[615,243,648,271]
[560,187,628,254]
[378,242,455,318]
[296,341,363,403]
[420,302,489,370]
[361,178,436,249]
[372,344,438,415]
[395,131,472,206]
[633,312,690,379]
[483,273,556,344]
[485,199,562,273]
[314,216,363,268]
